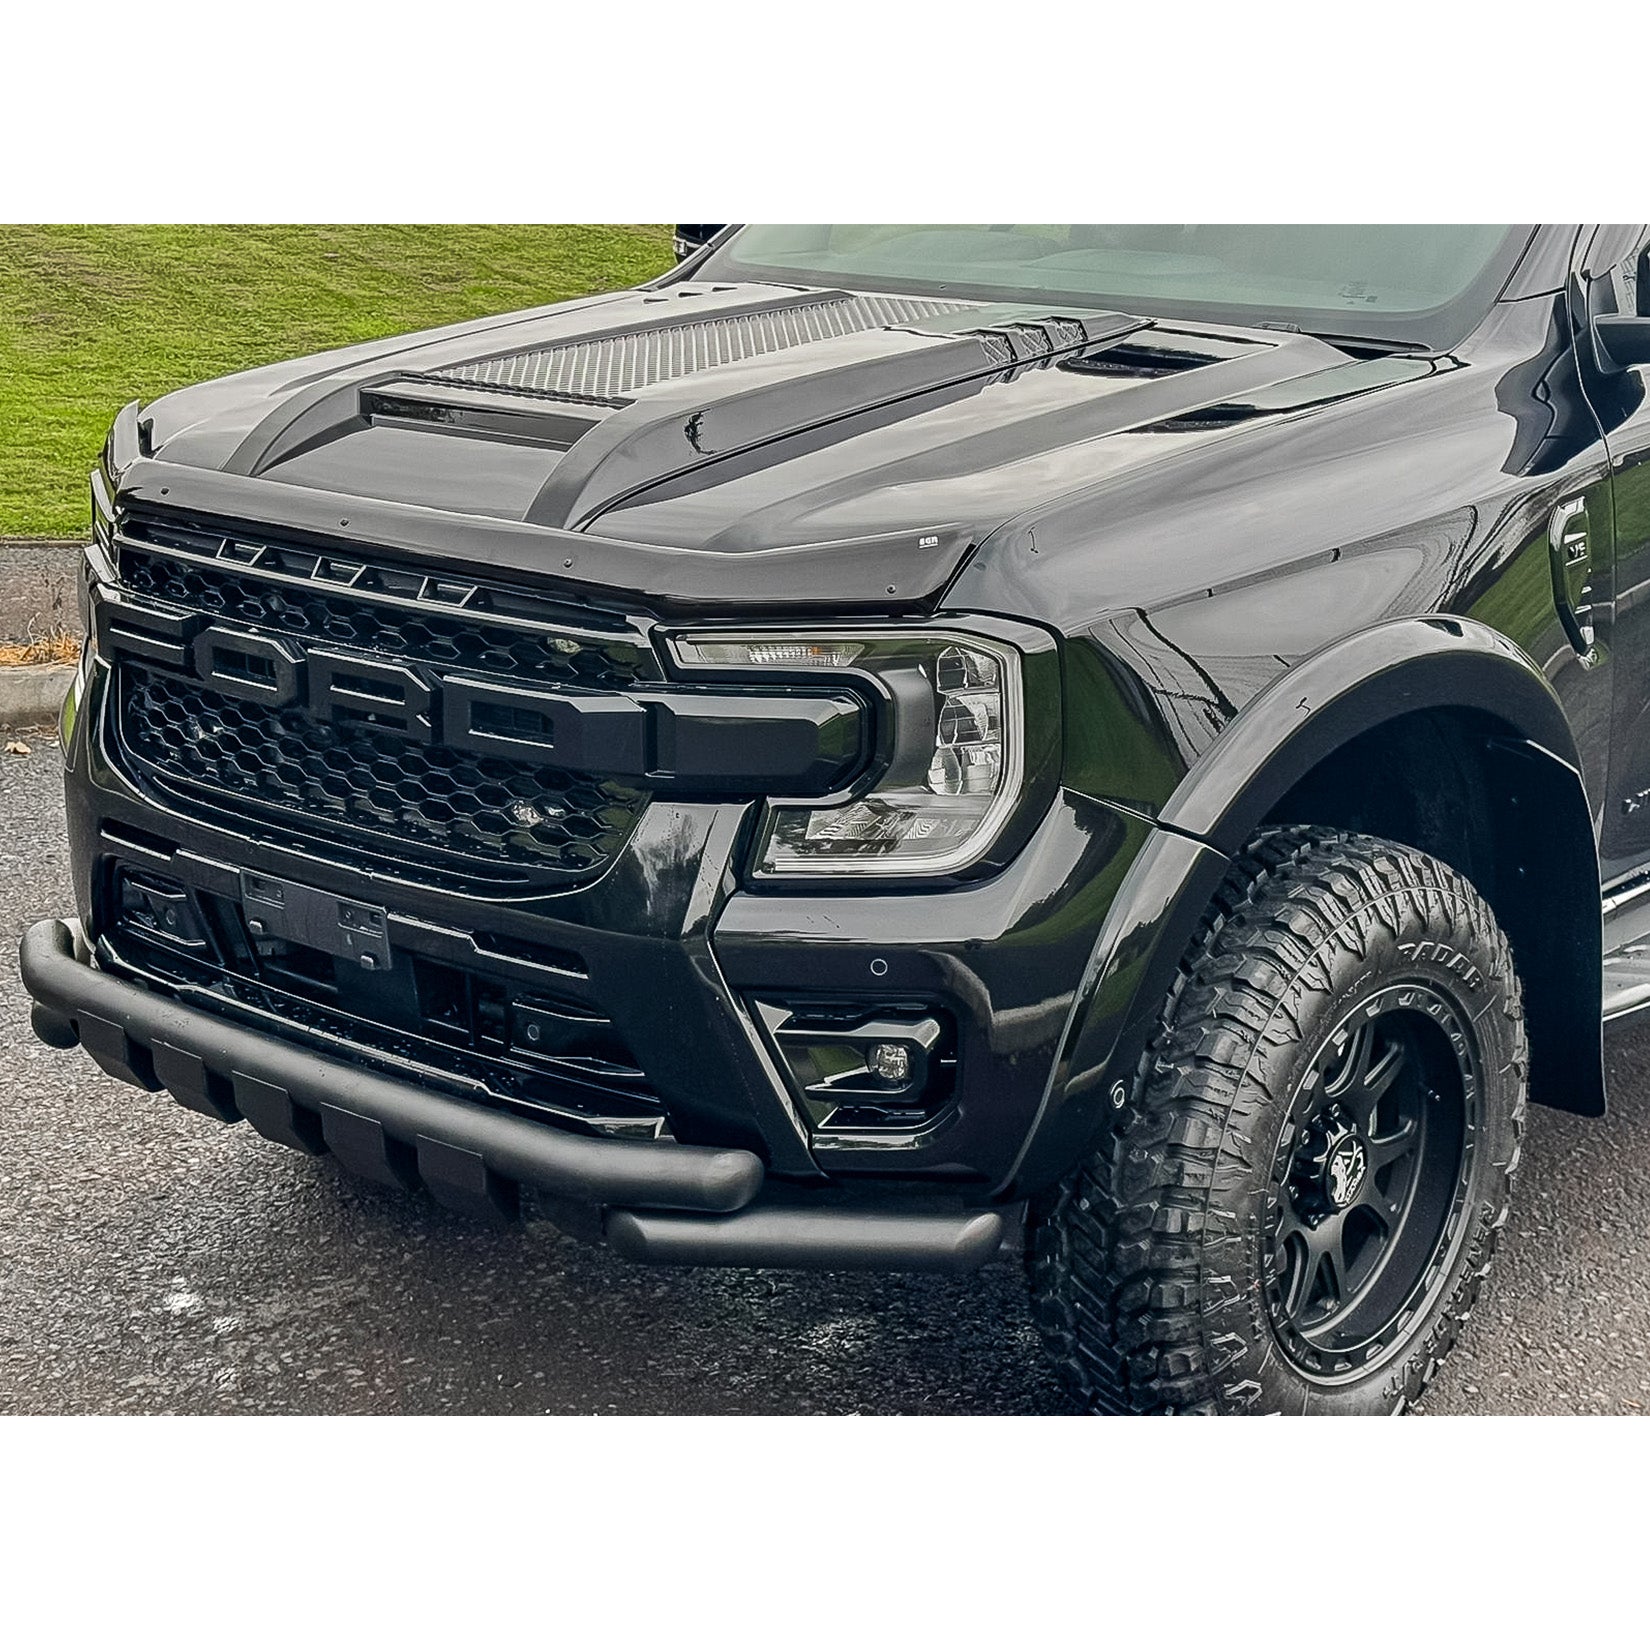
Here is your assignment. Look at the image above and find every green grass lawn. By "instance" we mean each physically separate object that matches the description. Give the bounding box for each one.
[0,225,674,539]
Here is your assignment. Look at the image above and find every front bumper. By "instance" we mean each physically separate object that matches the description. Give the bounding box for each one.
[22,915,759,1213]
[27,643,1179,1269]
[21,916,1007,1271]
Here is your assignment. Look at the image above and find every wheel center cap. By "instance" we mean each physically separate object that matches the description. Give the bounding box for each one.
[1325,1137,1368,1209]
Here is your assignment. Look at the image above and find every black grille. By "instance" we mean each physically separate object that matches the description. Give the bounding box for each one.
[116,665,649,887]
[106,514,662,889]
[119,528,658,694]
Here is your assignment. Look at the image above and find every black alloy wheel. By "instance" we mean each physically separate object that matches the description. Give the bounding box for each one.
[1027,827,1527,1416]
[1265,988,1479,1381]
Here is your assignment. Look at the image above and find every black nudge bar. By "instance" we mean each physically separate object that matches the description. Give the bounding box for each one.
[20,918,763,1219]
[19,920,1008,1272]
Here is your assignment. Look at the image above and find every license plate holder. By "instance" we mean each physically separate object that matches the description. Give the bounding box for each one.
[239,872,392,972]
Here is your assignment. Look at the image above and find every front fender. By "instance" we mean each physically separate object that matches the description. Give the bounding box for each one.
[1004,616,1601,1199]
[1158,614,1583,853]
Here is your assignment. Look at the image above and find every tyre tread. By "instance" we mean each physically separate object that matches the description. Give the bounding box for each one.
[1026,826,1528,1415]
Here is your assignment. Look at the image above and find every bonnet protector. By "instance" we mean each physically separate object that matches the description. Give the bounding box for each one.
[114,461,979,615]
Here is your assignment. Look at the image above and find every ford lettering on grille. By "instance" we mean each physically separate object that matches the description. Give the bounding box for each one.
[174,620,862,783]
[96,554,867,896]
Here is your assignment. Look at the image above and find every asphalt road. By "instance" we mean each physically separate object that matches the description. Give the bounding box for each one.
[4,739,1649,1415]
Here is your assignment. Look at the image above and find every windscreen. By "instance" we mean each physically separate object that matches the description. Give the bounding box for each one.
[698,225,1527,350]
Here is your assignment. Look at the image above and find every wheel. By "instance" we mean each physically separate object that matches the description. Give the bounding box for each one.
[1027,827,1527,1415]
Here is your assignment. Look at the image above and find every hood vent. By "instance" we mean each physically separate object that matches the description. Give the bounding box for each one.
[416,292,982,407]
[1063,338,1232,379]
[363,380,606,450]
[1147,403,1266,432]
[1141,355,1443,434]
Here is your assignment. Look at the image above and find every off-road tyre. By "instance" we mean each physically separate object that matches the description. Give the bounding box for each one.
[1027,827,1527,1415]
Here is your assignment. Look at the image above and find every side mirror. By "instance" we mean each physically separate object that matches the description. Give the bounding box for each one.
[673,224,726,262]
[1593,314,1650,373]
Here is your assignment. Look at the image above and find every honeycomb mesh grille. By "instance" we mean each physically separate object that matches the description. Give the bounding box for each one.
[421,293,981,405]
[115,666,650,886]
[120,541,658,693]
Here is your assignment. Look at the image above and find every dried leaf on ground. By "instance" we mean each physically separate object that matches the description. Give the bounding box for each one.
[0,627,80,668]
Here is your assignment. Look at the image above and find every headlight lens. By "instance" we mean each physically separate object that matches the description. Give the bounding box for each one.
[92,438,117,554]
[670,630,1023,877]
[59,640,91,757]
[86,422,120,625]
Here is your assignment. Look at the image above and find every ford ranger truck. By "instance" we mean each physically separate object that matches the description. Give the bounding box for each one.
[22,224,1650,1415]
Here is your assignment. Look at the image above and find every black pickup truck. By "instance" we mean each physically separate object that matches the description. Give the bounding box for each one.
[22,224,1650,1415]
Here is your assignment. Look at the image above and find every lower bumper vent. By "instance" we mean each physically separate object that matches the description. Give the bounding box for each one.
[107,864,666,1138]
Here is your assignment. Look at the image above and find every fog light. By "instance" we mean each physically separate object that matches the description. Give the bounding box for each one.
[869,1042,912,1084]
[754,1001,953,1132]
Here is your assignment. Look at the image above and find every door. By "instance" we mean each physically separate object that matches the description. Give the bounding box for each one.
[1576,225,1650,880]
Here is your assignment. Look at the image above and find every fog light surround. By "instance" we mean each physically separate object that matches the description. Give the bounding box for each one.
[754,1000,953,1132]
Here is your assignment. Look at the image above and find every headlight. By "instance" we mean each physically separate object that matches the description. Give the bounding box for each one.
[59,639,92,758]
[670,629,1024,878]
[93,421,120,541]
[85,481,114,633]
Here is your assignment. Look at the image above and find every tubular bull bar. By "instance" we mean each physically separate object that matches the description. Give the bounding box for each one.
[19,918,1008,1273]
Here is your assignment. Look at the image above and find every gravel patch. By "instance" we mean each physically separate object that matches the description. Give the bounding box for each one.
[0,539,81,645]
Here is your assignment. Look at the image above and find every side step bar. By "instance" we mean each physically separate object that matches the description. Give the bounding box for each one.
[607,1206,1008,1274]
[1602,951,1650,1023]
[19,918,763,1217]
[1601,877,1650,1024]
